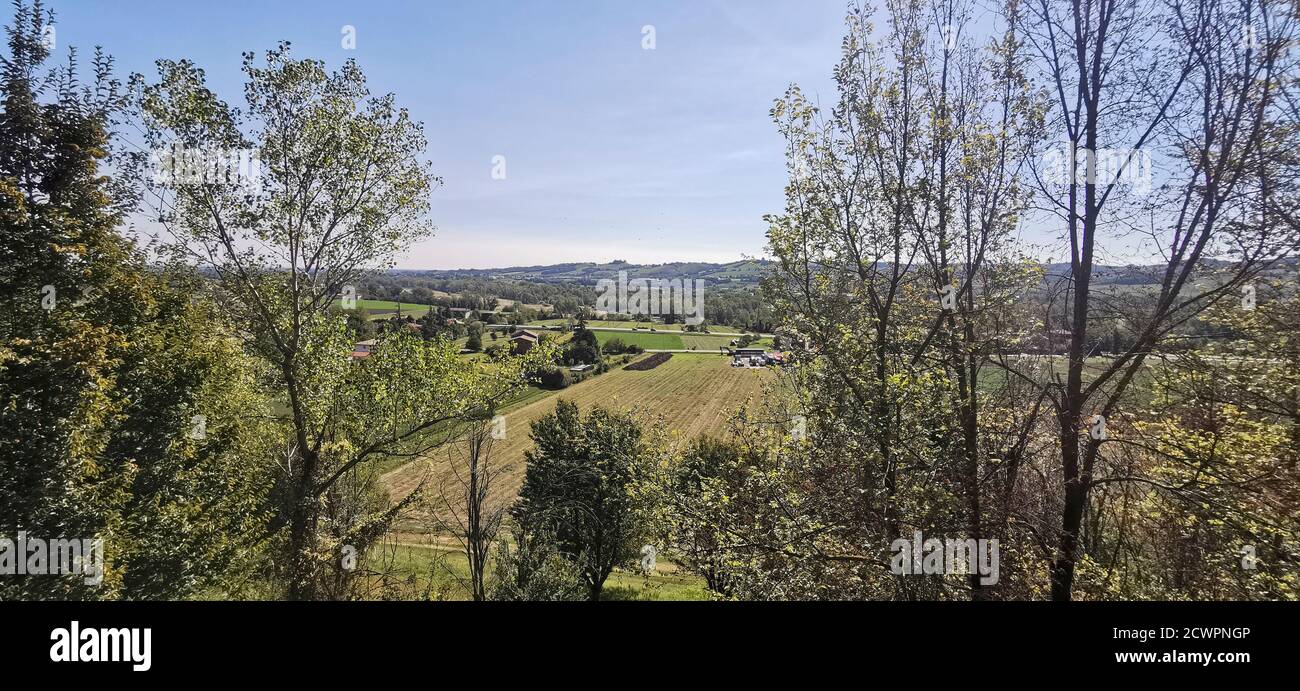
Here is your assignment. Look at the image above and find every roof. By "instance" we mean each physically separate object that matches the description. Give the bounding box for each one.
[510,330,540,342]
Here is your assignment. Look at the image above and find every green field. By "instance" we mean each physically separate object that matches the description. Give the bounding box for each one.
[367,542,710,601]
[337,298,438,315]
[532,318,756,334]
[594,330,685,349]
[590,329,749,351]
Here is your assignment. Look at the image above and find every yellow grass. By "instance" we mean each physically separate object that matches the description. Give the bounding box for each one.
[381,354,773,520]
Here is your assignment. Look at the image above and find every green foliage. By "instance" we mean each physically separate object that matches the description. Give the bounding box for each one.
[134,40,559,598]
[0,2,272,599]
[511,401,655,600]
[488,525,586,601]
[562,324,601,365]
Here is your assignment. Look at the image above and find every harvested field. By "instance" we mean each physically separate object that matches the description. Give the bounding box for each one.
[382,354,773,527]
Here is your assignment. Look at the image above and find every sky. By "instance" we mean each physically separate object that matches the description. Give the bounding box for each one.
[51,0,855,269]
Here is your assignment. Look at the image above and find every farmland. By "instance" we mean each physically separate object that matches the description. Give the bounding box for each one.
[593,329,684,350]
[590,329,745,351]
[339,298,439,316]
[531,318,762,334]
[382,354,774,522]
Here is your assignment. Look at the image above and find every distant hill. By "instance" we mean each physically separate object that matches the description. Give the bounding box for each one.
[393,256,1297,291]
[398,260,774,289]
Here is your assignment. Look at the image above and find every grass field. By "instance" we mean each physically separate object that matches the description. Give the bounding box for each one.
[532,318,760,334]
[591,329,747,351]
[337,298,438,315]
[594,330,684,349]
[680,333,748,350]
[369,541,710,601]
[382,354,774,520]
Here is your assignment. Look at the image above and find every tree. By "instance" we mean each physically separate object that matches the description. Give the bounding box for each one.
[435,416,509,601]
[562,323,601,365]
[738,0,1300,603]
[0,0,272,599]
[659,436,757,596]
[510,401,652,600]
[136,44,547,598]
[1022,0,1297,600]
[757,0,1042,599]
[601,337,628,354]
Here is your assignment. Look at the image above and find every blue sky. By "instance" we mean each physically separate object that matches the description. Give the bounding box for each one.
[53,0,851,269]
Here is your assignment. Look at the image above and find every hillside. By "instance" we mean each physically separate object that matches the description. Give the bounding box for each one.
[397,259,773,289]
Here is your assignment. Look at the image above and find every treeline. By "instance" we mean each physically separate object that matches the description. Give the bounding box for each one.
[356,273,593,315]
[356,271,774,332]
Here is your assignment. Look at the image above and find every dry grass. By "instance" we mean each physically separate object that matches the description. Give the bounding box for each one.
[382,354,773,526]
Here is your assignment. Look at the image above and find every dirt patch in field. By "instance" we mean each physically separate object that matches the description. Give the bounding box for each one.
[625,352,672,370]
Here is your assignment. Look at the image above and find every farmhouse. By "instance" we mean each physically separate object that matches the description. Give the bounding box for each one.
[350,339,376,359]
[510,329,540,355]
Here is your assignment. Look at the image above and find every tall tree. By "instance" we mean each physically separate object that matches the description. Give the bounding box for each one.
[1023,0,1297,599]
[136,45,545,599]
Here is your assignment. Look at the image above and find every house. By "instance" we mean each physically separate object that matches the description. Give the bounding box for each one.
[732,347,768,367]
[350,339,376,359]
[510,329,540,355]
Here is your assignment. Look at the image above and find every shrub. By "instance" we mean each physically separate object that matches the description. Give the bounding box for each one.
[536,366,572,389]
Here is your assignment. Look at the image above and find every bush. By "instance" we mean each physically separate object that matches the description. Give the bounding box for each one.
[489,527,586,602]
[536,366,572,389]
